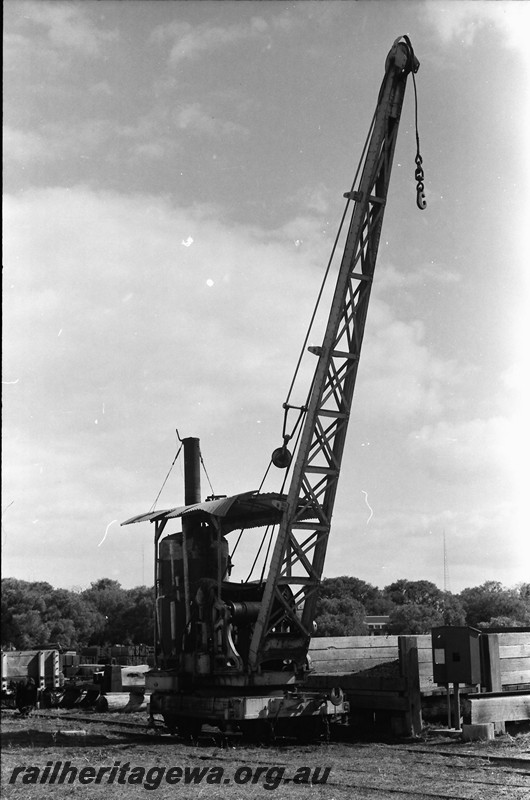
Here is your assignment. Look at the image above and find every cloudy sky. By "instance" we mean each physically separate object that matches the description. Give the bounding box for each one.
[3,1,529,595]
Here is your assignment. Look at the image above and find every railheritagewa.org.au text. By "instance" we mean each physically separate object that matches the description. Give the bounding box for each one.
[9,760,332,791]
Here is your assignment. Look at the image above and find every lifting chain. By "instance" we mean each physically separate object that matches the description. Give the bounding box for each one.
[411,70,426,210]
[415,151,426,210]
[402,35,426,211]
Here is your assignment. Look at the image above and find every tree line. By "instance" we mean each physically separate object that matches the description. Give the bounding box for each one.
[2,576,529,651]
[314,577,530,636]
[1,578,154,651]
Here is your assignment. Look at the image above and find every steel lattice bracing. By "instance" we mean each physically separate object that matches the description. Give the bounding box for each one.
[248,38,419,671]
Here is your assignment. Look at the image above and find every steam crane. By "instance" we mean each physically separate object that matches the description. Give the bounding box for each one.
[122,36,424,739]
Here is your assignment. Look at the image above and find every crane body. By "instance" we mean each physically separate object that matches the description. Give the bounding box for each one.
[122,37,422,739]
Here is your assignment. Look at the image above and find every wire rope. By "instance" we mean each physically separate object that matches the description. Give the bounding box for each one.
[199,450,215,496]
[284,108,377,409]
[258,525,276,585]
[230,528,244,559]
[149,444,183,512]
[245,524,271,583]
[255,106,377,499]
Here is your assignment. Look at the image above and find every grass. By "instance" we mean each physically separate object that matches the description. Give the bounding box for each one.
[1,709,529,800]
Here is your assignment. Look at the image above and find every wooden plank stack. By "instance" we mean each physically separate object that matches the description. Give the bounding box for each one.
[307,630,530,734]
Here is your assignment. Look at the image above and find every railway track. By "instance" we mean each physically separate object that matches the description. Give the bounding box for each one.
[3,710,529,800]
[20,711,530,773]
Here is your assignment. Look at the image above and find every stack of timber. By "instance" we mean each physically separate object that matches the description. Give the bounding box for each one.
[306,636,422,737]
[308,630,530,733]
[466,630,530,732]
[308,635,436,692]
[466,691,530,729]
[309,631,530,695]
[309,636,399,674]
[496,631,530,690]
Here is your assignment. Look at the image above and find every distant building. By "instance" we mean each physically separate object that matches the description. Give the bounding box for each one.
[365,615,390,636]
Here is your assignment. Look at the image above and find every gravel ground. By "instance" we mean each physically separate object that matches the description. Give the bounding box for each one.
[1,709,529,800]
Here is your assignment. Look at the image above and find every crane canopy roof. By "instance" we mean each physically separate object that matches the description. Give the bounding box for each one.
[120,490,316,534]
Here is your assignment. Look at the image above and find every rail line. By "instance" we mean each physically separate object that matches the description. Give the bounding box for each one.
[4,712,529,800]
[21,711,530,773]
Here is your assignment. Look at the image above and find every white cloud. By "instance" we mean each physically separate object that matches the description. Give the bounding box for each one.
[5,184,521,590]
[324,497,522,592]
[0,186,484,453]
[16,1,119,57]
[151,12,299,66]
[89,81,113,97]
[424,0,530,60]
[4,120,121,166]
[4,100,245,174]
[2,186,325,583]
[174,103,249,137]
[355,301,459,421]
[407,416,515,484]
[127,140,174,162]
[3,186,319,451]
[3,184,525,591]
[288,183,334,216]
[3,126,52,163]
[376,261,462,293]
[150,19,256,64]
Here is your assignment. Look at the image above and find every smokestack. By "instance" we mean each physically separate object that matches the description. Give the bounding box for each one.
[182,437,201,505]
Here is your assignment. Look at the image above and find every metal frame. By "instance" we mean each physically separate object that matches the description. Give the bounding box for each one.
[249,40,418,671]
